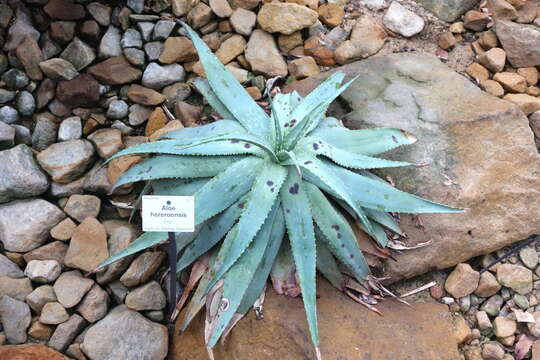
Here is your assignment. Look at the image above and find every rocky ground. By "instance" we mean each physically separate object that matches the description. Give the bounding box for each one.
[0,0,539,359]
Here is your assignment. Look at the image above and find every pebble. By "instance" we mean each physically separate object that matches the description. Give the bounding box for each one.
[120,251,166,287]
[16,91,35,117]
[107,100,129,119]
[215,34,247,64]
[87,2,111,26]
[481,294,504,317]
[58,117,82,141]
[40,302,69,325]
[88,128,124,158]
[53,270,95,308]
[318,3,345,28]
[1,68,29,90]
[0,89,15,105]
[527,311,540,336]
[488,0,518,20]
[153,20,176,41]
[519,246,539,269]
[492,316,516,338]
[0,106,18,124]
[64,217,109,272]
[0,276,33,302]
[88,56,142,85]
[481,79,505,97]
[0,122,14,150]
[162,82,191,107]
[99,26,123,59]
[475,271,502,297]
[24,260,62,284]
[64,194,101,222]
[37,139,96,184]
[0,254,24,278]
[23,241,68,266]
[383,1,425,37]
[56,73,101,107]
[288,56,320,79]
[125,281,166,311]
[464,10,490,32]
[503,93,540,115]
[245,29,288,77]
[142,62,185,90]
[60,37,96,71]
[28,321,55,341]
[493,72,527,93]
[124,48,146,68]
[144,41,164,61]
[0,296,31,344]
[445,263,480,298]
[257,3,319,35]
[482,341,504,360]
[26,285,57,313]
[137,22,155,42]
[497,264,533,295]
[48,314,87,352]
[335,16,387,64]
[159,37,197,64]
[77,284,109,323]
[121,29,143,49]
[187,3,214,29]
[50,217,77,241]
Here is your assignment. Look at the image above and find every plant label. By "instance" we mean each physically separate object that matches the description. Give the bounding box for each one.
[142,195,195,232]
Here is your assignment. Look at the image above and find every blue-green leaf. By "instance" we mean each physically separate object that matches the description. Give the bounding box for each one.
[152,178,209,196]
[182,23,270,137]
[364,208,403,236]
[193,77,235,120]
[315,236,345,290]
[161,120,246,140]
[280,169,319,347]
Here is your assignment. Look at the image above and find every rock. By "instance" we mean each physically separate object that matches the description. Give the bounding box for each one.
[0,276,32,301]
[16,91,36,117]
[153,20,176,41]
[438,31,457,50]
[335,16,387,64]
[528,312,540,337]
[57,117,82,141]
[493,317,516,338]
[173,280,461,359]
[123,48,146,68]
[187,3,214,29]
[82,162,112,195]
[496,264,533,294]
[12,125,32,146]
[127,85,165,107]
[519,246,539,269]
[50,21,76,44]
[40,302,69,325]
[0,122,14,149]
[0,199,65,252]
[32,115,58,151]
[144,41,164,61]
[28,321,55,341]
[0,344,68,360]
[503,93,540,115]
[516,1,537,23]
[99,26,122,59]
[89,56,142,85]
[23,241,68,265]
[532,340,540,359]
[159,37,197,64]
[48,314,87,352]
[44,0,85,20]
[66,344,86,360]
[493,72,527,93]
[413,0,479,22]
[142,62,185,90]
[288,57,320,79]
[26,285,57,313]
[210,0,233,17]
[245,30,287,77]
[145,107,167,136]
[494,20,540,67]
[125,281,166,311]
[63,194,101,222]
[383,2,425,37]
[0,106,18,124]
[15,36,43,81]
[0,144,49,203]
[37,140,95,183]
[478,48,506,73]
[465,63,489,82]
[0,89,16,105]
[230,8,256,36]
[0,296,31,344]
[0,3,12,28]
[50,219,76,242]
[1,69,29,90]
[121,29,142,49]
[87,2,111,26]
[120,251,165,287]
[4,3,40,51]
[285,53,540,282]
[24,260,62,284]
[88,128,124,159]
[488,0,518,20]
[60,38,96,71]
[474,271,501,297]
[56,74,100,107]
[64,217,108,272]
[0,254,23,278]
[163,83,191,107]
[53,270,95,308]
[174,101,201,127]
[318,3,344,28]
[107,155,143,184]
[257,3,318,35]
[464,10,490,31]
[481,78,505,97]
[482,342,504,360]
[444,263,480,298]
[76,284,109,323]
[215,34,246,64]
[476,310,492,330]
[517,67,538,86]
[108,280,129,304]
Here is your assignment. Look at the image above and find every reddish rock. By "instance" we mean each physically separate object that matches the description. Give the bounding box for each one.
[127,84,165,106]
[88,56,142,85]
[44,0,86,20]
[0,344,68,359]
[15,37,43,81]
[56,74,100,107]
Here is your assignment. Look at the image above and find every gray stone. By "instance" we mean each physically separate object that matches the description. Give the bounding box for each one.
[99,26,122,59]
[76,284,109,323]
[245,30,287,77]
[4,3,39,51]
[15,91,35,117]
[82,162,113,194]
[0,296,31,344]
[0,254,23,278]
[0,106,19,124]
[58,116,82,141]
[162,82,191,108]
[60,38,96,71]
[123,48,146,68]
[24,260,62,284]
[107,280,129,304]
[414,0,479,22]
[120,251,165,287]
[12,125,32,145]
[0,4,13,28]
[48,99,71,118]
[111,120,134,135]
[0,122,15,149]
[49,177,85,198]
[26,285,57,313]
[97,221,138,284]
[142,62,185,90]
[64,194,101,222]
[480,294,504,316]
[40,32,63,60]
[87,2,111,26]
[383,1,425,37]
[0,199,65,252]
[127,0,145,13]
[48,314,87,352]
[285,53,540,283]
[121,28,143,48]
[39,58,79,80]
[137,22,155,42]
[0,89,15,104]
[0,276,33,301]
[36,139,95,183]
[144,310,164,322]
[53,270,95,309]
[32,115,58,151]
[520,246,539,269]
[1,68,29,90]
[153,20,176,40]
[36,78,56,109]
[128,104,153,126]
[230,8,256,36]
[495,20,540,67]
[107,100,129,119]
[81,305,168,360]
[40,302,69,324]
[125,281,166,311]
[144,41,164,61]
[0,144,49,203]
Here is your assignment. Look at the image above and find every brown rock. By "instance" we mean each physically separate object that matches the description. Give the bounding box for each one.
[28,320,55,341]
[466,63,490,82]
[474,271,501,297]
[174,101,202,127]
[493,72,527,93]
[209,0,233,18]
[304,35,335,66]
[66,344,87,360]
[172,280,460,360]
[149,120,185,141]
[88,128,124,159]
[532,340,540,360]
[288,56,320,79]
[493,317,516,338]
[503,93,540,115]
[215,34,246,64]
[494,20,540,68]
[171,0,199,16]
[0,276,33,302]
[481,79,505,97]
[463,10,490,31]
[528,86,540,96]
[23,241,68,265]
[453,315,472,344]
[63,194,101,223]
[127,84,165,106]
[517,67,538,86]
[159,37,198,64]
[478,30,499,50]
[246,86,262,100]
[444,263,480,298]
[88,56,142,85]
[120,251,166,287]
[146,108,168,136]
[40,302,69,325]
[257,3,318,35]
[230,8,256,36]
[0,344,68,360]
[50,218,77,241]
[107,155,143,184]
[516,1,537,23]
[76,284,109,323]
[64,217,109,272]
[187,3,214,29]
[230,0,260,10]
[335,17,387,64]
[318,3,344,28]
[488,0,518,20]
[56,74,100,107]
[80,20,101,43]
[482,342,504,360]
[478,48,506,73]
[245,29,288,77]
[278,32,303,52]
[15,37,43,81]
[496,264,533,294]
[50,21,76,44]
[44,0,85,20]
[438,31,457,50]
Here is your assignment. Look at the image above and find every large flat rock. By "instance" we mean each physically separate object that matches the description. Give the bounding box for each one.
[172,279,461,360]
[285,53,540,282]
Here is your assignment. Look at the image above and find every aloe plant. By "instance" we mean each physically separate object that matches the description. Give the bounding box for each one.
[96,22,462,357]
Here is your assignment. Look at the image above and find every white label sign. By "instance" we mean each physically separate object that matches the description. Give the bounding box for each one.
[142,196,195,232]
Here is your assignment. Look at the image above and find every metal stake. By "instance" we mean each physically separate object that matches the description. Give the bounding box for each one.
[167,231,178,332]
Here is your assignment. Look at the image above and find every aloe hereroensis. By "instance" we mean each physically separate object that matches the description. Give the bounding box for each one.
[96,23,462,357]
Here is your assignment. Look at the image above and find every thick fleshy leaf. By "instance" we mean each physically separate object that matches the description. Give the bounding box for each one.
[193,157,263,225]
[315,237,345,290]
[365,219,389,247]
[305,183,369,282]
[182,23,270,137]
[207,160,287,290]
[113,155,242,191]
[161,120,246,140]
[206,204,279,347]
[152,178,209,196]
[325,160,464,213]
[364,207,404,235]
[270,241,299,296]
[193,77,235,120]
[310,127,417,155]
[280,170,319,347]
